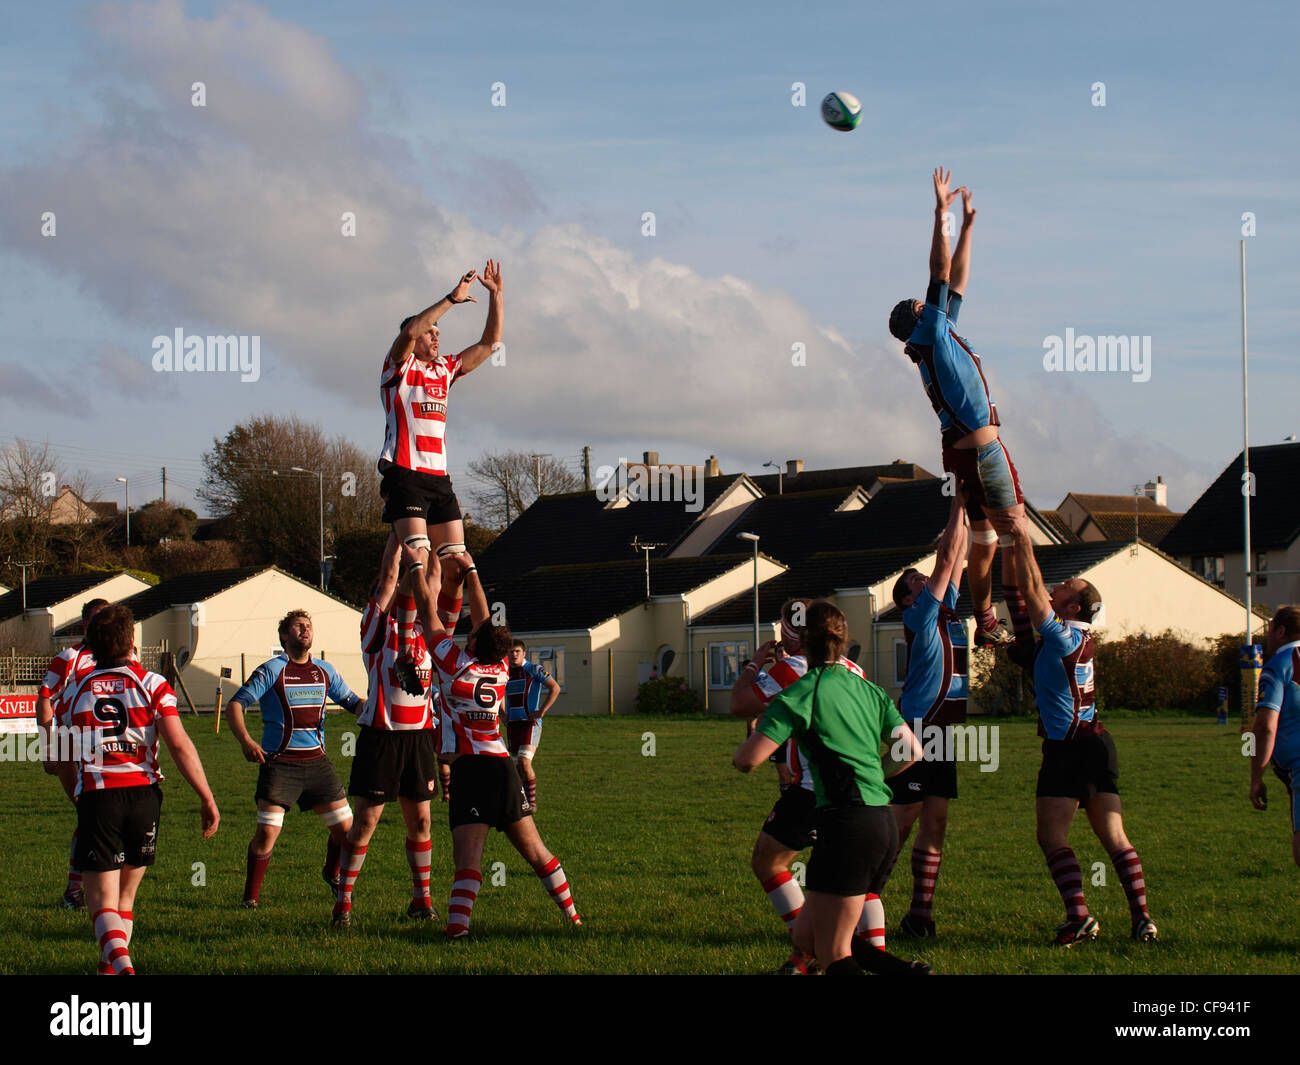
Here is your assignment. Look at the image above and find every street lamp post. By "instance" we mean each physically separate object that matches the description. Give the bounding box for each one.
[762,460,782,496]
[291,466,325,591]
[115,477,129,546]
[737,532,760,663]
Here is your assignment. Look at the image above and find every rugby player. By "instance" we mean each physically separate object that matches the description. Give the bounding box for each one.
[888,492,970,938]
[224,610,361,909]
[729,598,888,972]
[404,545,581,938]
[37,597,110,910]
[1249,606,1300,867]
[734,601,927,975]
[505,639,560,811]
[378,260,503,688]
[54,605,218,974]
[333,538,447,927]
[1006,516,1157,945]
[888,168,1024,646]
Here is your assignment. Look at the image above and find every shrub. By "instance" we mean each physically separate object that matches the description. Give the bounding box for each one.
[635,674,701,715]
[969,647,1034,717]
[1092,629,1216,712]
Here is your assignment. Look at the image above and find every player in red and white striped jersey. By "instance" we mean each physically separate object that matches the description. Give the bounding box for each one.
[729,599,884,972]
[37,597,110,911]
[333,538,449,927]
[406,546,581,939]
[53,605,218,975]
[378,260,503,670]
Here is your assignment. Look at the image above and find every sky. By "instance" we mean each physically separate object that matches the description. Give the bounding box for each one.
[0,0,1296,521]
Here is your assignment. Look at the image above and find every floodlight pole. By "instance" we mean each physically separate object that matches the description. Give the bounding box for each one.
[1241,239,1253,640]
[291,467,325,591]
[737,532,760,659]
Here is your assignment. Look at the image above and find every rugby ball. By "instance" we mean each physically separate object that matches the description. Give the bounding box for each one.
[821,91,862,132]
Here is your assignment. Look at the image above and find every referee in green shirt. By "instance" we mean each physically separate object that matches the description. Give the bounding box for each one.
[735,600,926,975]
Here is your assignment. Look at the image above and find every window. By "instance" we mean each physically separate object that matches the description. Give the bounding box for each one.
[893,638,910,686]
[527,646,566,691]
[708,641,750,689]
[1256,552,1268,587]
[1193,556,1225,587]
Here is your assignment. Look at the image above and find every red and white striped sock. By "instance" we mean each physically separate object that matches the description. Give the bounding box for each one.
[855,892,886,949]
[536,857,580,923]
[1110,846,1150,921]
[120,910,133,946]
[66,831,82,895]
[436,593,463,628]
[243,848,270,905]
[334,843,367,918]
[405,837,432,907]
[1046,847,1089,921]
[446,867,482,934]
[93,909,133,975]
[910,849,943,920]
[761,871,804,931]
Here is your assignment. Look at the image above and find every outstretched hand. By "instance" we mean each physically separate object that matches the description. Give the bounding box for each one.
[961,186,976,223]
[477,259,502,295]
[933,167,965,210]
[450,269,479,304]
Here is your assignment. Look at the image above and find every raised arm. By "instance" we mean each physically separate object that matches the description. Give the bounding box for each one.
[728,640,779,719]
[1010,517,1052,626]
[926,491,969,600]
[454,260,503,375]
[382,269,479,370]
[407,548,447,642]
[372,532,403,615]
[949,187,975,295]
[929,168,963,283]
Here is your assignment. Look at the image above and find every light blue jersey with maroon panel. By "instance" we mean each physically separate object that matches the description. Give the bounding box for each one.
[905,279,999,447]
[506,661,551,723]
[900,583,969,726]
[1258,641,1300,774]
[1033,617,1099,741]
[234,656,360,763]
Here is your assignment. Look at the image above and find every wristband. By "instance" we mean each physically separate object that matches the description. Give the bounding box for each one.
[463,565,478,575]
[743,661,759,673]
[447,291,468,305]
[407,561,424,571]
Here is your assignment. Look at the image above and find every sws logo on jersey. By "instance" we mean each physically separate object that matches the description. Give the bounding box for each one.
[92,678,126,695]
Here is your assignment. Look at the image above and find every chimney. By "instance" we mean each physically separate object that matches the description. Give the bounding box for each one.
[1146,477,1167,507]
[643,451,659,467]
[786,459,804,477]
[705,455,720,477]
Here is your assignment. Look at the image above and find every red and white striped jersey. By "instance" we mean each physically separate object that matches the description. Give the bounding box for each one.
[358,596,437,731]
[754,655,867,793]
[379,351,464,476]
[40,643,98,718]
[57,662,178,795]
[431,636,509,757]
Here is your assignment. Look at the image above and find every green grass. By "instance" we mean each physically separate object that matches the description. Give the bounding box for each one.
[1,714,1294,974]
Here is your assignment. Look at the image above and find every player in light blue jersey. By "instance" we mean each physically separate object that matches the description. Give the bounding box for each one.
[1008,518,1156,947]
[224,610,362,908]
[888,168,1026,650]
[1250,606,1300,867]
[890,492,969,938]
[505,640,560,811]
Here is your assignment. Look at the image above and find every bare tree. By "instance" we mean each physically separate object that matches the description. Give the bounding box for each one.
[466,450,582,528]
[0,439,62,582]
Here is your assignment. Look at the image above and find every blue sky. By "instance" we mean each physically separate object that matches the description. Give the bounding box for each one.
[0,0,1295,518]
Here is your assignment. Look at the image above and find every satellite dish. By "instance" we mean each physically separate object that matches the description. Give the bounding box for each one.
[847,642,862,664]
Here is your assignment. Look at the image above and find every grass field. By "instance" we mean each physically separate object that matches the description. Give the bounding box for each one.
[1,712,1295,975]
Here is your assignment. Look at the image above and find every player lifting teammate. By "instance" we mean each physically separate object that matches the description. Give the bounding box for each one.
[333,538,449,927]
[1006,515,1157,945]
[37,597,110,910]
[378,261,503,692]
[729,598,889,973]
[404,545,582,939]
[505,640,560,811]
[888,492,970,938]
[224,611,362,908]
[54,605,218,974]
[889,168,1025,647]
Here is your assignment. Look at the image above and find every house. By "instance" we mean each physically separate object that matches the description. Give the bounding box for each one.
[1055,481,1181,546]
[1161,442,1300,614]
[49,486,119,525]
[0,572,154,651]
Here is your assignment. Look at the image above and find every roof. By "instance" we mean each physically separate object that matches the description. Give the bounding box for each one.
[1161,443,1300,555]
[1038,510,1082,544]
[0,573,130,622]
[702,487,866,566]
[749,461,936,496]
[1064,492,1173,516]
[88,501,119,519]
[693,546,934,627]
[479,554,759,633]
[112,566,269,623]
[479,475,747,582]
[1085,511,1183,545]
